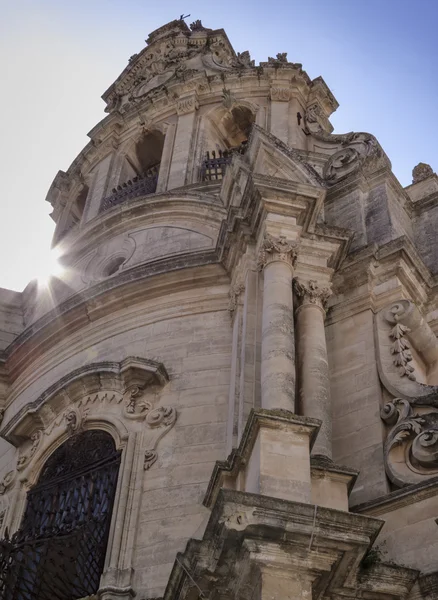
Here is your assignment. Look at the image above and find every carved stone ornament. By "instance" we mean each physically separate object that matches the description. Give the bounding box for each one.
[293,279,332,311]
[267,52,288,64]
[0,471,15,495]
[322,132,385,184]
[228,282,245,316]
[231,51,255,69]
[375,300,438,486]
[412,162,434,184]
[375,299,438,402]
[270,87,292,102]
[177,95,199,115]
[381,398,438,487]
[143,406,177,470]
[257,235,298,271]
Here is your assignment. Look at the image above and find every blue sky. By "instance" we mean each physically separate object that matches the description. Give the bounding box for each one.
[0,0,437,290]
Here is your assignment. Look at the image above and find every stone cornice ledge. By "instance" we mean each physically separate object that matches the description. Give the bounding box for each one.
[351,475,438,517]
[3,253,225,381]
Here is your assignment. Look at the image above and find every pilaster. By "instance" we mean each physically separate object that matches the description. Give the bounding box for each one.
[167,95,199,190]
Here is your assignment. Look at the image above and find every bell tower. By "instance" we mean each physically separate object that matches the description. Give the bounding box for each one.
[1,17,438,600]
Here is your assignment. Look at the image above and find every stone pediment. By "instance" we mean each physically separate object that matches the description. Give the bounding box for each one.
[102,19,247,114]
[245,125,325,187]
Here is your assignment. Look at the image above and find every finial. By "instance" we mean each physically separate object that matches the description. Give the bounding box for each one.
[412,162,435,184]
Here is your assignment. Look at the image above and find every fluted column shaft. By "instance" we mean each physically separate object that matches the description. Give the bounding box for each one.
[259,235,298,411]
[294,279,332,458]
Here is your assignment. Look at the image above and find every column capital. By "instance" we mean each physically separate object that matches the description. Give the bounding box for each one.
[257,234,298,271]
[293,278,332,311]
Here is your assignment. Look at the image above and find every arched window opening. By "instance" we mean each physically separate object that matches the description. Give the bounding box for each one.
[0,430,121,600]
[201,105,255,181]
[135,130,164,178]
[100,130,164,213]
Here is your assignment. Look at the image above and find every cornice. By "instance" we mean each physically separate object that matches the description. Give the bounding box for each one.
[3,254,227,382]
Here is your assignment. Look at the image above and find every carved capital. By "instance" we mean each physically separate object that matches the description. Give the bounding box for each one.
[257,235,298,271]
[177,95,199,115]
[270,87,292,102]
[293,279,332,311]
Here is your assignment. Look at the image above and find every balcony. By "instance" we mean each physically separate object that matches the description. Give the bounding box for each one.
[201,142,248,182]
[100,166,159,213]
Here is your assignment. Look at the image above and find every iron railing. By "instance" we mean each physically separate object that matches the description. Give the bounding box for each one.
[201,142,248,182]
[100,165,159,213]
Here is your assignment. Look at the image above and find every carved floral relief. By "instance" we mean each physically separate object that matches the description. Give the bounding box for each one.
[376,300,438,486]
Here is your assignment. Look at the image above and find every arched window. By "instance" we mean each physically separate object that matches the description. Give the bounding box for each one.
[202,105,255,181]
[0,430,121,599]
[101,130,165,212]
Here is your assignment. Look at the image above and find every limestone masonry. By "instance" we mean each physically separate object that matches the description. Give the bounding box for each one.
[0,17,437,600]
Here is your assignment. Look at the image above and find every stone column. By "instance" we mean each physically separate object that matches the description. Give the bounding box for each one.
[269,87,291,144]
[294,279,332,458]
[258,234,298,411]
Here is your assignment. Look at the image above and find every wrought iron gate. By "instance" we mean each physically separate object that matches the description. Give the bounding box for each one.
[0,430,121,600]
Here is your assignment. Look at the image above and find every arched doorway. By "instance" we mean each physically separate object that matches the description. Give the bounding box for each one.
[0,430,121,599]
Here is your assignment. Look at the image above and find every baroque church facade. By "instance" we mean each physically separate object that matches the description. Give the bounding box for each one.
[1,17,438,600]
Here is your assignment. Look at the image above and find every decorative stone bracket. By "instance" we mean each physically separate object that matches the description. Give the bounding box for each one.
[375,300,438,402]
[381,398,438,487]
[376,300,438,487]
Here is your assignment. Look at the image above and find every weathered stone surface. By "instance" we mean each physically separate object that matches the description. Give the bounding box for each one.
[0,16,437,600]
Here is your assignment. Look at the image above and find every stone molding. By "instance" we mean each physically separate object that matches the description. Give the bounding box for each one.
[293,278,332,312]
[257,234,298,271]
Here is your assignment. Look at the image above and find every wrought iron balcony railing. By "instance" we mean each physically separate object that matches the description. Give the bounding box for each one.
[201,142,248,182]
[100,166,159,213]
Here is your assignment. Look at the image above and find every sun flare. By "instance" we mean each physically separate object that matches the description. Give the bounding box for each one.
[36,247,65,287]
